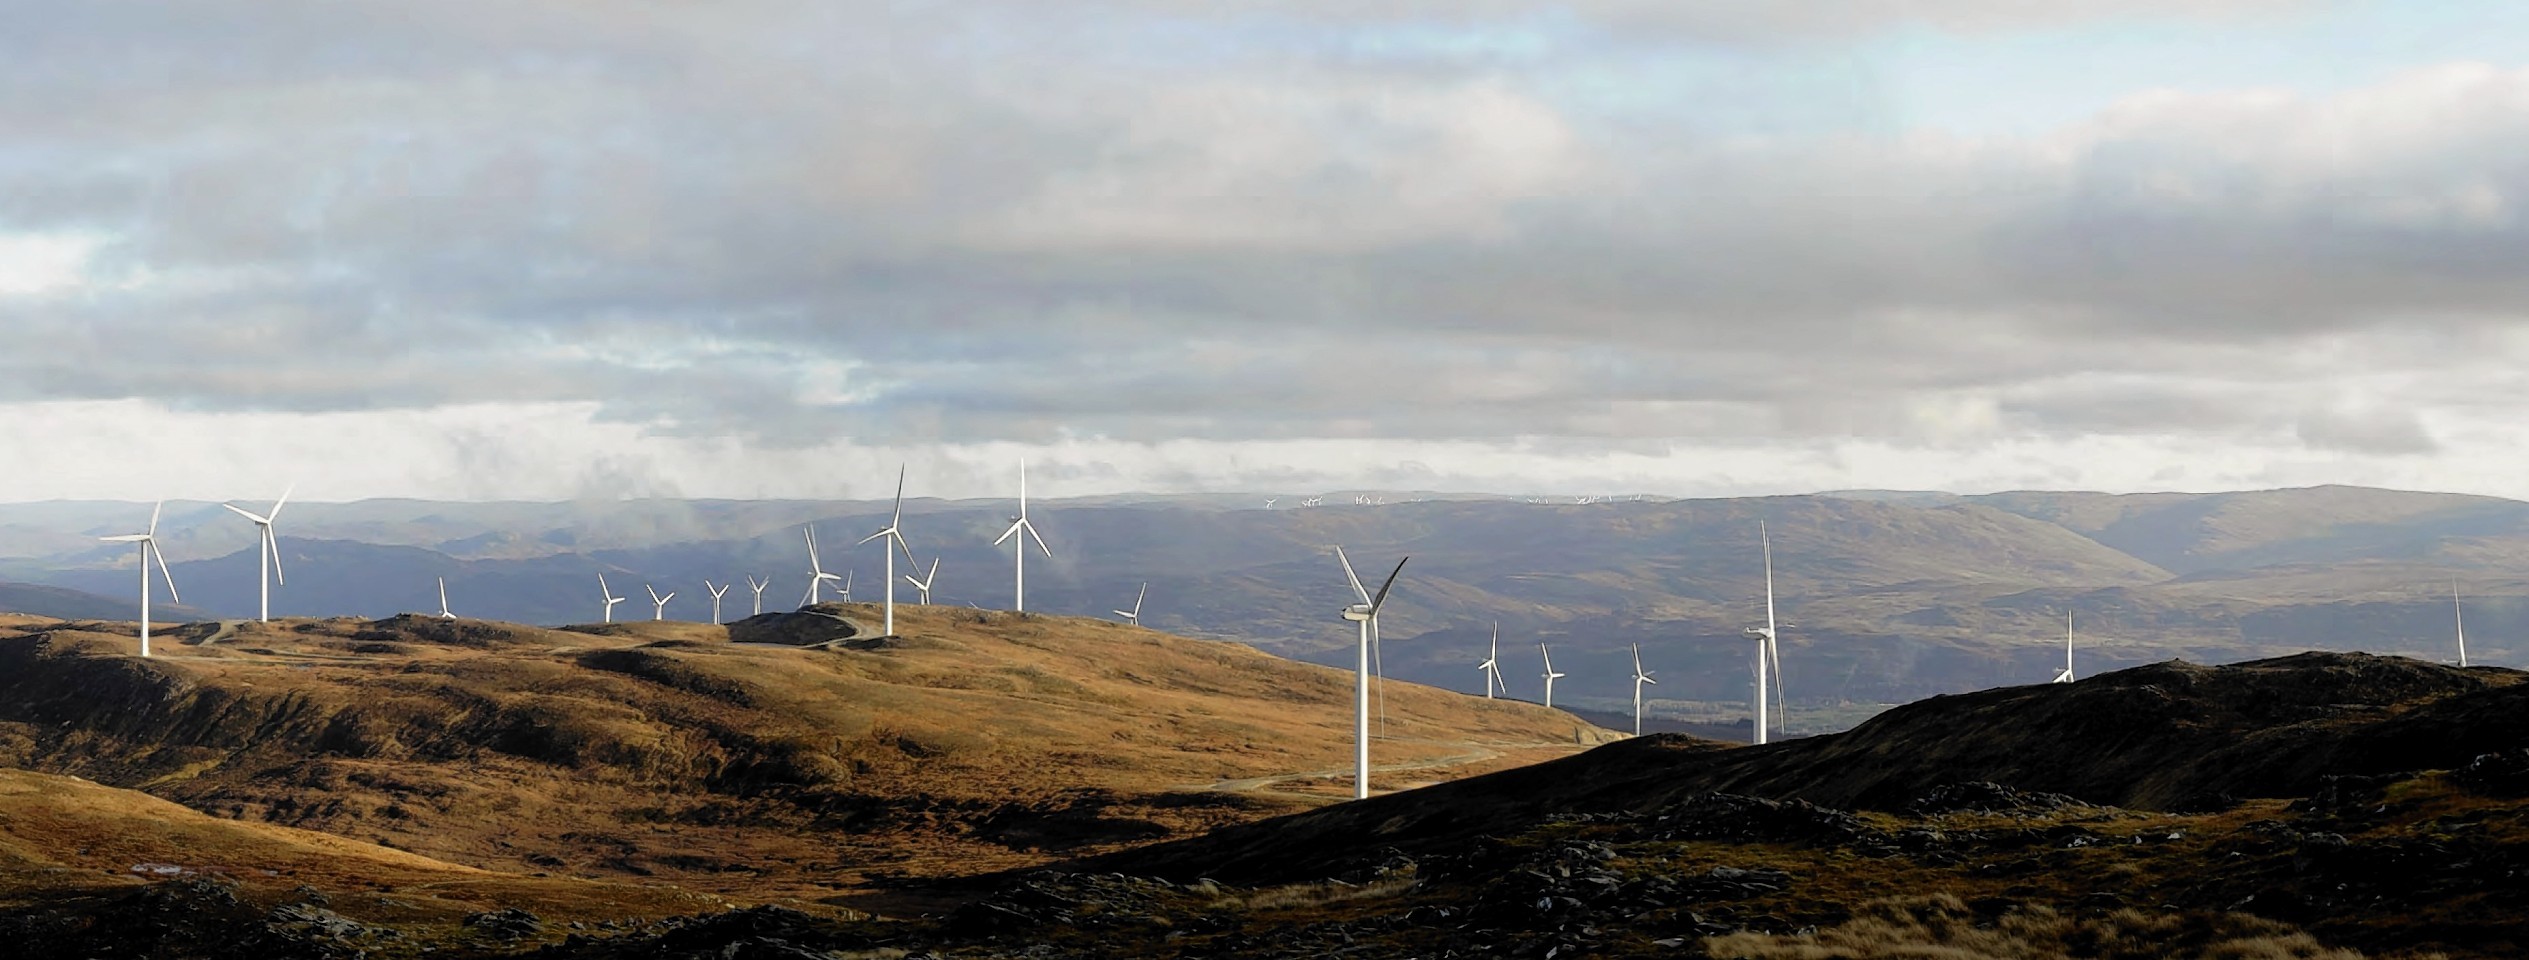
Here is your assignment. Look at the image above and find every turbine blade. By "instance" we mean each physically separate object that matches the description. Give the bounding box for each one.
[1335,547,1369,603]
[993,521,1022,546]
[222,503,266,524]
[1366,557,1409,616]
[858,528,890,546]
[1761,520,1778,635]
[267,528,284,586]
[891,465,906,526]
[268,483,293,521]
[1026,521,1051,558]
[101,534,148,542]
[152,543,179,604]
[149,501,163,537]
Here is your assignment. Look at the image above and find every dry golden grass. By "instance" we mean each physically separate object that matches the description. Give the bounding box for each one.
[0,604,1608,908]
[0,767,725,924]
[1704,894,2428,960]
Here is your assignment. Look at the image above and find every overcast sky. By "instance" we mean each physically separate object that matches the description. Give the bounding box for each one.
[7,0,2529,502]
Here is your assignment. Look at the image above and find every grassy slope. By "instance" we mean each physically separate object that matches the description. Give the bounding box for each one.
[0,605,1605,904]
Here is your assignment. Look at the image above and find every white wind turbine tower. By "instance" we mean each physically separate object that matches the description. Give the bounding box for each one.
[1113,582,1146,623]
[857,465,917,636]
[1335,547,1408,801]
[747,575,769,616]
[1631,643,1658,735]
[598,574,626,623]
[220,484,292,623]
[1742,521,1789,745]
[647,584,675,621]
[905,558,940,605]
[802,525,843,606]
[437,577,455,620]
[1539,643,1567,708]
[1475,623,1503,699]
[2052,612,2077,683]
[705,580,730,624]
[993,459,1053,612]
[99,502,179,658]
[2453,580,2470,668]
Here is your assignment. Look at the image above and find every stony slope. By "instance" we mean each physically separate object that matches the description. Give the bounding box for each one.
[1076,653,2527,884]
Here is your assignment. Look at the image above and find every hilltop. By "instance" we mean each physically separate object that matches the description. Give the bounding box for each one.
[536,653,2528,960]
[0,604,1604,906]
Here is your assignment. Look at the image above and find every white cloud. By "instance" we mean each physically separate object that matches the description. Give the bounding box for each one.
[0,232,100,297]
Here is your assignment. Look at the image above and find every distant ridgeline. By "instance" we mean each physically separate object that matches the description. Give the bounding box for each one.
[3,485,2517,716]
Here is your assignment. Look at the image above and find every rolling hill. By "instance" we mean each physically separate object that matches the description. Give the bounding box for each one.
[0,605,1605,904]
[11,485,2529,728]
[0,580,207,622]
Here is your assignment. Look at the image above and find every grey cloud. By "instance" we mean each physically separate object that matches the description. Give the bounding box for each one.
[2296,406,2439,456]
[0,1,2516,458]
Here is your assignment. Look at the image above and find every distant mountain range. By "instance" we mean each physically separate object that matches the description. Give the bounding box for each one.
[6,485,2519,720]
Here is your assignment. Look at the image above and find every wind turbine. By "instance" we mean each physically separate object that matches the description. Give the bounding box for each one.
[1631,643,1657,735]
[746,575,769,617]
[1264,498,1278,509]
[1475,622,1503,698]
[437,577,455,620]
[220,484,292,622]
[905,558,940,605]
[705,580,730,624]
[1539,643,1566,708]
[2052,612,2076,683]
[1113,582,1146,623]
[2453,580,2470,668]
[99,502,179,658]
[1335,547,1408,801]
[802,525,843,606]
[857,465,917,636]
[993,459,1053,612]
[1742,521,1789,745]
[598,574,626,623]
[647,584,675,621]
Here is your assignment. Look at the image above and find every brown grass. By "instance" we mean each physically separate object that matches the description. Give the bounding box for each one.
[0,605,1607,908]
[1704,894,2427,960]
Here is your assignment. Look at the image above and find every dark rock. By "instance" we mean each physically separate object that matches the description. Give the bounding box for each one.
[1911,781,2097,816]
[2456,749,2529,797]
[466,906,545,940]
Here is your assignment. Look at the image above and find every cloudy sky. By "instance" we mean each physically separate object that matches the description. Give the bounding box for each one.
[7,0,2529,502]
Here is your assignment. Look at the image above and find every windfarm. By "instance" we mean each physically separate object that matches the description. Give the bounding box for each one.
[9,0,2529,954]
